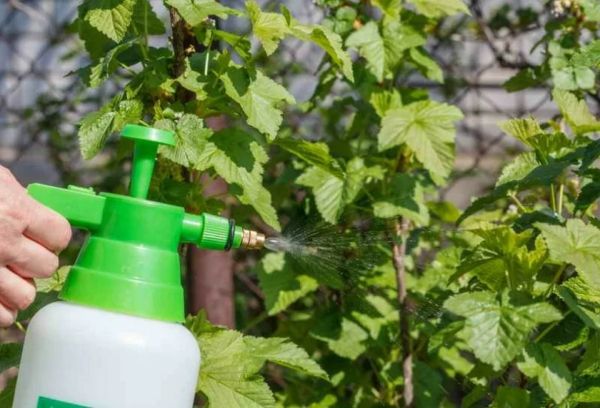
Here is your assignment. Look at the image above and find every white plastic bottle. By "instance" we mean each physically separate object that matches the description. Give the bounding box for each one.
[13,302,200,408]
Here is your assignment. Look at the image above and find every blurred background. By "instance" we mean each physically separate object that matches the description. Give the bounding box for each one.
[2,0,595,207]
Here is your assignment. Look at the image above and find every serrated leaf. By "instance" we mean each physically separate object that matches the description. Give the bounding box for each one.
[132,0,165,35]
[274,138,343,177]
[221,68,295,141]
[35,266,70,293]
[557,285,600,329]
[496,152,539,187]
[246,0,289,55]
[289,24,354,82]
[499,117,543,146]
[369,89,402,118]
[187,313,326,408]
[406,0,470,17]
[156,115,212,168]
[517,343,571,403]
[373,173,429,225]
[298,158,383,223]
[257,252,318,315]
[244,337,329,381]
[409,47,443,83]
[310,312,368,359]
[166,0,240,26]
[78,109,117,160]
[195,129,280,230]
[537,219,600,289]
[79,40,136,88]
[575,180,600,212]
[493,386,531,408]
[84,0,136,42]
[346,22,385,81]
[378,100,463,180]
[553,90,600,135]
[372,0,402,19]
[444,291,561,370]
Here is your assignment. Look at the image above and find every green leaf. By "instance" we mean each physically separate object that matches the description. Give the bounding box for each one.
[310,312,368,359]
[244,337,329,381]
[369,89,402,118]
[166,0,240,26]
[0,377,15,408]
[372,0,402,19]
[444,291,561,370]
[0,343,22,372]
[557,285,600,329]
[132,0,165,35]
[458,157,576,224]
[187,313,325,408]
[78,97,143,160]
[517,343,571,403]
[378,100,463,180]
[84,0,136,42]
[553,90,600,135]
[246,0,289,55]
[496,152,539,187]
[373,173,430,225]
[346,22,385,82]
[36,266,70,293]
[581,0,600,21]
[195,129,280,230]
[80,40,136,88]
[156,115,212,168]
[409,47,443,83]
[274,138,343,177]
[499,117,543,146]
[406,0,470,17]
[220,68,295,141]
[537,219,600,289]
[298,158,383,223]
[257,252,318,315]
[78,109,117,160]
[414,361,445,408]
[493,386,531,408]
[454,228,547,291]
[575,180,600,212]
[289,24,354,82]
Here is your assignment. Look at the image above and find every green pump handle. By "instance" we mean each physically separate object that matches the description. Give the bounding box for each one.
[26,124,264,322]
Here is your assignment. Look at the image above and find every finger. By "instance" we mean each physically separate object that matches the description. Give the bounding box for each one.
[0,267,36,310]
[0,302,17,327]
[23,197,71,252]
[8,237,59,279]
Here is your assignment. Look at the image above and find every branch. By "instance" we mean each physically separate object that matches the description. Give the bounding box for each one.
[392,217,413,407]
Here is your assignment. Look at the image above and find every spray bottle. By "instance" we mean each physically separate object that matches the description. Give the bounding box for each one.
[12,125,267,408]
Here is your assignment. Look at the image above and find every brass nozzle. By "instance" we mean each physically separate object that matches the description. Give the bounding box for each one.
[241,228,266,250]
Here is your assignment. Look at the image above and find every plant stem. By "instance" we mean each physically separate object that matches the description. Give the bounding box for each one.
[544,264,566,298]
[392,217,414,407]
[557,183,564,215]
[509,193,527,213]
[550,184,557,213]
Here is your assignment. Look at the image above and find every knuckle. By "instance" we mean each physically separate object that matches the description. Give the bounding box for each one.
[35,255,59,279]
[16,284,36,310]
[53,218,72,251]
[0,309,16,327]
[0,166,14,182]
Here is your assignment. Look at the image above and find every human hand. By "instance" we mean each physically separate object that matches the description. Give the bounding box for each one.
[0,166,71,326]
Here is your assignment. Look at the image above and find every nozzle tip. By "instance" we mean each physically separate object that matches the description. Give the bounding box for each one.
[241,229,266,250]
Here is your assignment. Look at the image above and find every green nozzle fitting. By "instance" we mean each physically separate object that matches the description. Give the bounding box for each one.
[26,124,268,323]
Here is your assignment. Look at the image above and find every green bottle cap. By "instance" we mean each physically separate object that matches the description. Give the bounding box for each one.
[27,124,262,323]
